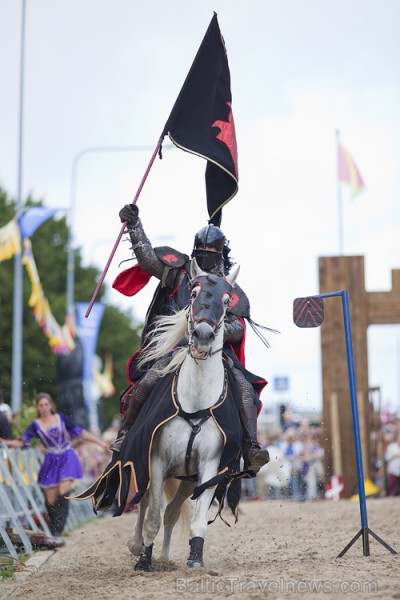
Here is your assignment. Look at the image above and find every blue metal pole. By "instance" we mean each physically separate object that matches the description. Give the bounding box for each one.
[340,290,369,530]
[295,290,395,556]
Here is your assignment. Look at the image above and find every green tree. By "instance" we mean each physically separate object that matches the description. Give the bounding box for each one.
[0,188,142,428]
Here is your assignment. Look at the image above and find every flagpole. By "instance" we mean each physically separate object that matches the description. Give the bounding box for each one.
[85,12,236,319]
[84,139,163,318]
[336,129,344,255]
[11,0,26,414]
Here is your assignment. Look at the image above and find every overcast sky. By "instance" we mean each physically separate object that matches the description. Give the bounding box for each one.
[1,0,399,417]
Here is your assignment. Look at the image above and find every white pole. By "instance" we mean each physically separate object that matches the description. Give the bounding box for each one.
[336,129,344,256]
[11,0,26,414]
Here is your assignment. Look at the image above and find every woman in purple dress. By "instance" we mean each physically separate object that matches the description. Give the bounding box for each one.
[1,392,109,542]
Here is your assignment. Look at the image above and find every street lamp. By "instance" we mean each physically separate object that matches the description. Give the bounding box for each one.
[66,145,156,317]
[64,144,166,432]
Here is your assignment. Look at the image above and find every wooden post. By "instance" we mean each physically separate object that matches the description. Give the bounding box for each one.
[319,257,400,497]
[357,390,369,478]
[329,392,343,477]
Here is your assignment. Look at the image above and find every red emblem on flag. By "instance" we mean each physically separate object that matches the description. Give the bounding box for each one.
[212,103,238,177]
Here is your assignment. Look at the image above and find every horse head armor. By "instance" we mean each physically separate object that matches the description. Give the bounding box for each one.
[188,258,240,359]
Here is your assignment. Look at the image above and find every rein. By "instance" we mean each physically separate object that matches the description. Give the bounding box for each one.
[187,312,224,362]
[187,344,223,362]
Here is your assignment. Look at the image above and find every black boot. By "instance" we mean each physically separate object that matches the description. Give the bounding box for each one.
[46,501,58,536]
[49,496,68,539]
[57,495,70,535]
[44,498,66,547]
[241,403,270,473]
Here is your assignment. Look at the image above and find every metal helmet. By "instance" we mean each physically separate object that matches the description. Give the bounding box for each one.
[191,225,226,273]
[193,224,226,253]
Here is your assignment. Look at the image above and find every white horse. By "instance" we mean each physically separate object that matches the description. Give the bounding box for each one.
[71,258,242,569]
[127,258,240,570]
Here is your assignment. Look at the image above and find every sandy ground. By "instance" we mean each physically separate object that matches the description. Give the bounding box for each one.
[1,497,399,600]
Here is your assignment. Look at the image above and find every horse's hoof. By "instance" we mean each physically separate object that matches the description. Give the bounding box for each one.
[134,543,153,571]
[187,536,204,568]
[187,559,205,568]
[134,558,152,572]
[127,540,142,556]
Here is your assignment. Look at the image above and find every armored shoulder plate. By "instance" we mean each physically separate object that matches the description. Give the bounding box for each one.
[154,246,189,268]
[228,283,250,318]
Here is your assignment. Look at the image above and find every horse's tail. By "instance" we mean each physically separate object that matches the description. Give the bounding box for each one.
[163,479,191,534]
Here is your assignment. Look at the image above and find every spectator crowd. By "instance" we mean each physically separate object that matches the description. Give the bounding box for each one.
[243,409,400,503]
[1,386,399,515]
[243,413,325,502]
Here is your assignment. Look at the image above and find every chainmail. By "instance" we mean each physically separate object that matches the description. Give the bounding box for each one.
[134,356,171,405]
[124,356,171,428]
[127,219,181,288]
[231,366,255,408]
[223,314,244,345]
[127,219,244,347]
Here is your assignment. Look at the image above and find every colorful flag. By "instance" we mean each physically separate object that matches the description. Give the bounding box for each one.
[161,12,238,226]
[75,302,105,426]
[337,142,365,198]
[93,353,115,398]
[22,239,75,354]
[0,218,21,261]
[18,206,60,239]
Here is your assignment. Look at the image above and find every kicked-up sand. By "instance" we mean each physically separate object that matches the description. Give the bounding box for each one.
[1,497,399,599]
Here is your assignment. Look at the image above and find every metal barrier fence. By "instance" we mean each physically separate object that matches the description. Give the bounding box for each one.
[0,443,96,558]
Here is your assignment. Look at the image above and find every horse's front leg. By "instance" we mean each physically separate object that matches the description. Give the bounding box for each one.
[187,460,220,568]
[127,490,149,556]
[161,479,195,561]
[135,458,164,572]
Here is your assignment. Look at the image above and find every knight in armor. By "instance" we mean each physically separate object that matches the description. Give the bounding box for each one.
[111,203,270,472]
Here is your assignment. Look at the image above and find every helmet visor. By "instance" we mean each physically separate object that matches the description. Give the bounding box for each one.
[191,249,223,272]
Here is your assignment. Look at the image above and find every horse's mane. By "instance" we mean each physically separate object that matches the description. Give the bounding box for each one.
[137,308,189,376]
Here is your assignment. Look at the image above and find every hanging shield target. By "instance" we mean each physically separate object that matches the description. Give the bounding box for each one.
[293,296,324,328]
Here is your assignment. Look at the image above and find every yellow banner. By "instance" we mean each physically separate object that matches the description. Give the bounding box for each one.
[0,218,21,262]
[22,239,75,354]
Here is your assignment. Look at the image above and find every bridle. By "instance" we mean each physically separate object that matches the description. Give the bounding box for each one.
[186,274,232,361]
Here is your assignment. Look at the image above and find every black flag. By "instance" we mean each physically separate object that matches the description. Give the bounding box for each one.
[161,12,238,226]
